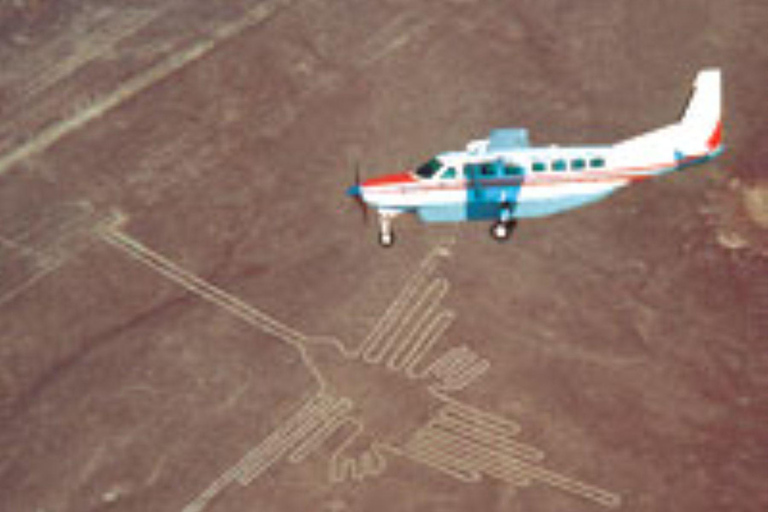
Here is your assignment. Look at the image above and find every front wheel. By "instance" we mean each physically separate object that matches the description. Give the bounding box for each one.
[490,220,516,242]
[378,231,396,248]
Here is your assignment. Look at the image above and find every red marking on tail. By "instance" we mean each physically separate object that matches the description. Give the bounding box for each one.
[707,121,722,151]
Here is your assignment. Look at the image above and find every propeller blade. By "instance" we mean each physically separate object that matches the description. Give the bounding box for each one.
[355,162,361,188]
[356,194,369,224]
[347,161,368,224]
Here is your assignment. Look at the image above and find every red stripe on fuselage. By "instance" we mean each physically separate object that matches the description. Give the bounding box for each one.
[363,172,415,187]
[362,150,717,195]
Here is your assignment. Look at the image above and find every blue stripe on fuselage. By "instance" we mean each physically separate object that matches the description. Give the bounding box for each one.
[416,168,621,222]
[416,187,618,222]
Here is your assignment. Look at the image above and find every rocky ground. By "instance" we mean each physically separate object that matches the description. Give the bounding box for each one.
[0,1,766,511]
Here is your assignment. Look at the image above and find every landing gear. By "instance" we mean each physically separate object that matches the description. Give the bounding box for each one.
[377,211,398,248]
[490,202,516,242]
[378,231,396,247]
[490,220,516,241]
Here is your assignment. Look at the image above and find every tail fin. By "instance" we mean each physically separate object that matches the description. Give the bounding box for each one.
[678,68,722,154]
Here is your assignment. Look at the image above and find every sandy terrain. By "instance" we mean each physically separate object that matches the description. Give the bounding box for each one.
[0,1,766,511]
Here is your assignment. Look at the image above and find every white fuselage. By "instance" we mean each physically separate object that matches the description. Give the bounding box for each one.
[352,68,723,230]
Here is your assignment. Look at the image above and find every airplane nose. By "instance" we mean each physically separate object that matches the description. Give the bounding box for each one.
[346,183,368,223]
[346,184,362,197]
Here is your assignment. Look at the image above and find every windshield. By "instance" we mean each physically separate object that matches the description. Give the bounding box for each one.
[414,157,443,179]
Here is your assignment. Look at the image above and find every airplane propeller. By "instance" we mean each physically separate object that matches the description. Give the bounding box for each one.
[347,162,369,224]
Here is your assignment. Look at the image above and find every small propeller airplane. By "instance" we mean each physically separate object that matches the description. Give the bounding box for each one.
[347,68,723,247]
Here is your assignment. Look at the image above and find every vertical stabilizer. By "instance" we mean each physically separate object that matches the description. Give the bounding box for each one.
[679,68,722,154]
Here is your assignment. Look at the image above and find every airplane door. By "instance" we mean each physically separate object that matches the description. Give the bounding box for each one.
[478,160,504,201]
[464,161,498,220]
[497,161,524,218]
[465,161,495,201]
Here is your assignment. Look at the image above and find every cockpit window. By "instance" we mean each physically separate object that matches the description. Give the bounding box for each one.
[441,167,457,179]
[415,157,444,179]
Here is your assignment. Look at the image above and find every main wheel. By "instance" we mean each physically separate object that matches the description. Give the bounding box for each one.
[378,231,396,248]
[490,221,516,242]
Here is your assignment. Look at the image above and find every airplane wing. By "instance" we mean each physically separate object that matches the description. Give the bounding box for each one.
[487,128,530,153]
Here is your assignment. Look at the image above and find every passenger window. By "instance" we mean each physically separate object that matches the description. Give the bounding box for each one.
[590,157,606,169]
[504,164,525,176]
[464,164,478,177]
[552,159,567,172]
[479,163,495,178]
[532,161,546,172]
[442,167,457,179]
[571,158,586,171]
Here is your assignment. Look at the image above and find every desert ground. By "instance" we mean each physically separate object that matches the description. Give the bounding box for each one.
[0,1,766,511]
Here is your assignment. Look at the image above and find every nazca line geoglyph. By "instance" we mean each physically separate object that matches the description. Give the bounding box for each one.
[0,0,293,177]
[0,201,97,308]
[93,216,620,510]
[403,396,621,507]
